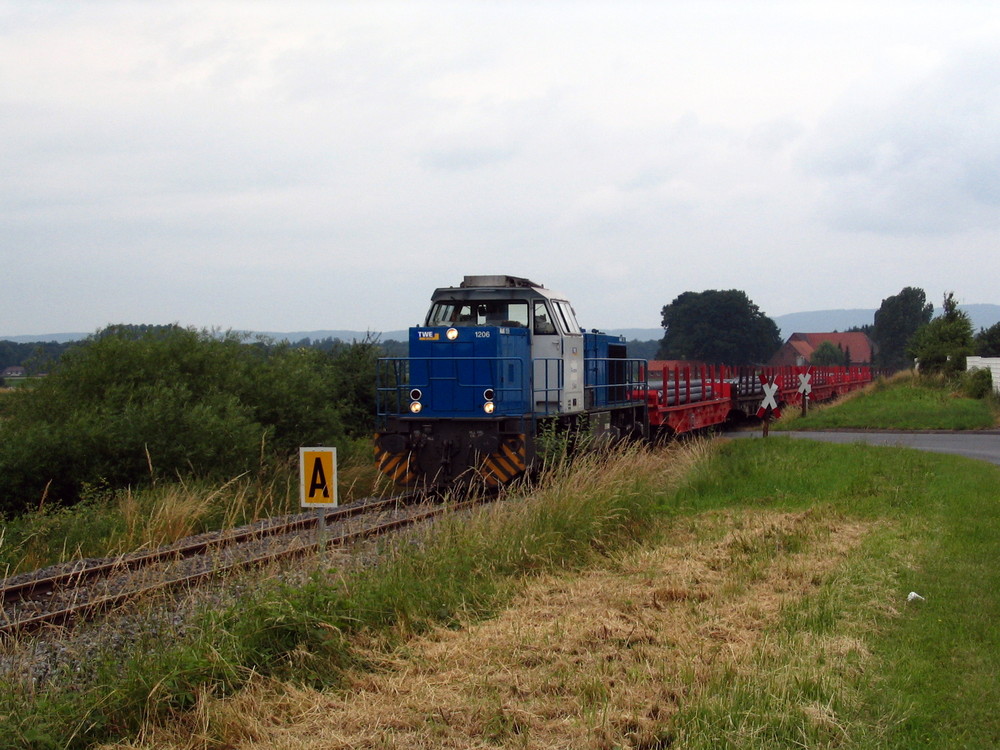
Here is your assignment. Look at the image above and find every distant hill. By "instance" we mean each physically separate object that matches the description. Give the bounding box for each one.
[4,304,998,345]
[960,304,1000,332]
[772,310,876,339]
[257,329,410,343]
[275,328,666,342]
[772,304,1000,339]
[606,304,1000,342]
[610,318,880,342]
[0,329,411,345]
[1,332,90,344]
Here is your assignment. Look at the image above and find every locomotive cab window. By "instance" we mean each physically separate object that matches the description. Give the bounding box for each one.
[427,300,529,328]
[533,301,557,335]
[553,300,581,335]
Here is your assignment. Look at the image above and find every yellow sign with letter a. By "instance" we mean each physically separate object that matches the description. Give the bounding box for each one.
[299,447,338,508]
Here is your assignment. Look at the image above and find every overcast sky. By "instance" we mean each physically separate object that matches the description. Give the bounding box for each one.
[2,1,998,337]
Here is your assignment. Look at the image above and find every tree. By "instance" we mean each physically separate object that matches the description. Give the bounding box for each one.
[907,292,975,375]
[656,290,782,365]
[871,287,933,370]
[0,326,380,515]
[975,322,1000,357]
[0,339,72,373]
[810,341,847,366]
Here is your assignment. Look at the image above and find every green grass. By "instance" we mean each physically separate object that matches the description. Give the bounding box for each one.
[668,437,1000,748]
[0,446,698,749]
[776,374,998,431]
[5,439,1000,748]
[0,474,292,577]
[0,438,381,577]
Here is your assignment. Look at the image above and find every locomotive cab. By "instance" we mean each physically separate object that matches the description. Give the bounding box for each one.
[422,276,585,414]
[375,275,647,488]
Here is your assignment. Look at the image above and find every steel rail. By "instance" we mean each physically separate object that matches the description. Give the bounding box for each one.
[0,495,412,606]
[0,497,476,639]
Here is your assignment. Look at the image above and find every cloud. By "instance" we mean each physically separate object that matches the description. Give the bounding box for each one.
[419,144,519,171]
[801,43,1000,235]
[3,2,1000,337]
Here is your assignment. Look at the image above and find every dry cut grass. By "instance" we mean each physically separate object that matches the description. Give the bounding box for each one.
[118,505,877,750]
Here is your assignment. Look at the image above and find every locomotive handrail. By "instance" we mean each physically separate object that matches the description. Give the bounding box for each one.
[374,275,880,492]
[378,356,567,418]
[376,356,530,418]
[584,357,648,409]
[377,355,648,419]
[532,356,564,415]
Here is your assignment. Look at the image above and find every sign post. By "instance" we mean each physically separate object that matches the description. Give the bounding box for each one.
[756,374,781,437]
[300,447,338,556]
[797,368,812,417]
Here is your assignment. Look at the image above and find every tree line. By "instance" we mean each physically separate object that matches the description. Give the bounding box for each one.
[869,287,1000,373]
[653,286,1000,371]
[0,340,69,375]
[0,325,381,516]
[3,296,995,516]
[0,329,408,376]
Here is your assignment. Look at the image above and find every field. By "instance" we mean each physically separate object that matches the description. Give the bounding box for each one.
[2,377,999,748]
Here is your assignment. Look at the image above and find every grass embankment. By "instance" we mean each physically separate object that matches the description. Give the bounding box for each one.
[0,440,383,577]
[3,437,999,748]
[670,438,1000,748]
[776,372,999,431]
[0,445,702,748]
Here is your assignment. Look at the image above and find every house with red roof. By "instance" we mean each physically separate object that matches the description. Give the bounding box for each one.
[767,332,875,367]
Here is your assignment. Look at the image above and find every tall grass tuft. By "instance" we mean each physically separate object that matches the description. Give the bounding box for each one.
[0,439,381,576]
[8,437,1000,748]
[0,442,707,749]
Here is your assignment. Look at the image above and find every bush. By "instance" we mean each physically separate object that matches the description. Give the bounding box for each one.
[908,293,975,376]
[0,326,378,516]
[961,368,994,400]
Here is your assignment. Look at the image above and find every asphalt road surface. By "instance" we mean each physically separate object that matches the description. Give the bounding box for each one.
[730,430,1000,467]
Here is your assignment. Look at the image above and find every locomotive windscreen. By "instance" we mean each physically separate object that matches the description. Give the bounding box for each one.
[426,300,530,328]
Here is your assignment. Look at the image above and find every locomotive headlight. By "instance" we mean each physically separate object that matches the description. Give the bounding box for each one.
[409,401,423,414]
[446,327,459,341]
[483,388,495,400]
[409,388,422,401]
[483,401,495,414]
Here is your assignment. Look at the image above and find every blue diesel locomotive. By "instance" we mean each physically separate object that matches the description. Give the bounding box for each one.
[374,275,648,488]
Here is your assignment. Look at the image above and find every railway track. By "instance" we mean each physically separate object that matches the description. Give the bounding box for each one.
[0,493,480,639]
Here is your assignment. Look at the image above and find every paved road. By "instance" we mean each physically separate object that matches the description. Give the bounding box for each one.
[730,430,1000,466]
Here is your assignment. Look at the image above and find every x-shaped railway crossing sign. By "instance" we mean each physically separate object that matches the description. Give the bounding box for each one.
[797,371,812,395]
[756,375,782,419]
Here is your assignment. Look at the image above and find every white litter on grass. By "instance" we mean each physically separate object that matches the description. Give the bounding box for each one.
[907,591,926,602]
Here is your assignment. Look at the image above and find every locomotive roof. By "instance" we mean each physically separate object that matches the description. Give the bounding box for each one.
[460,275,540,288]
[432,275,569,302]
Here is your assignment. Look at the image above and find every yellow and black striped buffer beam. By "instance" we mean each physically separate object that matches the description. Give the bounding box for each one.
[373,434,417,486]
[479,435,527,487]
